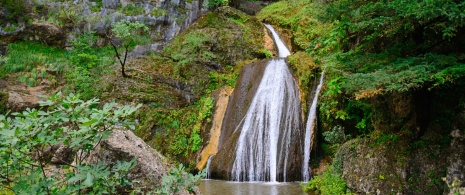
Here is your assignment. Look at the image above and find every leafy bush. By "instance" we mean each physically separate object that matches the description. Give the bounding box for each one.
[323,125,351,145]
[0,0,30,23]
[150,96,214,159]
[303,166,351,195]
[0,93,142,194]
[207,0,228,9]
[156,164,206,194]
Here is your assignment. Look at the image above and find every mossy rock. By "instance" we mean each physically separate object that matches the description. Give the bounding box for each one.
[163,6,265,69]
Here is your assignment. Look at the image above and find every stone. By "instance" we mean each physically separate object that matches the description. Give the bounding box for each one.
[88,129,200,194]
[196,86,233,171]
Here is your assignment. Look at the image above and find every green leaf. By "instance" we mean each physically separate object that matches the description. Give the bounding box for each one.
[83,172,94,186]
[82,118,98,127]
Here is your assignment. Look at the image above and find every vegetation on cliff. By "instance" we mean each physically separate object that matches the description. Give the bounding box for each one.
[260,0,465,193]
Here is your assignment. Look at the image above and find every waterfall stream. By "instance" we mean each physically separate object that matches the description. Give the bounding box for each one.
[264,24,290,57]
[206,155,215,179]
[230,25,300,182]
[302,72,325,181]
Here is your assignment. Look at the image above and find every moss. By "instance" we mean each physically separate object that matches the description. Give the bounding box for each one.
[288,51,319,113]
[257,1,332,50]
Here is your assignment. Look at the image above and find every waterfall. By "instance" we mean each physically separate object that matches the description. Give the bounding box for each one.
[302,72,325,181]
[230,24,300,182]
[205,155,215,179]
[264,24,290,57]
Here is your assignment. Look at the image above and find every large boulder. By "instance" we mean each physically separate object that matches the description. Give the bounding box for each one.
[89,129,200,194]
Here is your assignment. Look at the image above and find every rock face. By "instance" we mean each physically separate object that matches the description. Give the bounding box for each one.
[1,0,207,51]
[336,138,446,195]
[196,86,233,171]
[444,112,465,194]
[334,88,465,194]
[89,129,169,190]
[209,59,270,179]
[3,83,50,112]
[209,58,304,182]
[89,129,200,194]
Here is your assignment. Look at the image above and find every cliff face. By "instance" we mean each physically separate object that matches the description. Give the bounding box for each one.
[0,0,206,51]
[334,85,465,194]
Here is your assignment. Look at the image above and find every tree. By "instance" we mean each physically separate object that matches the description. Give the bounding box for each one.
[0,92,141,194]
[110,20,149,78]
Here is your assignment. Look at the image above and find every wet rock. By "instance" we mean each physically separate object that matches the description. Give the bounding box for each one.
[210,59,304,182]
[210,60,269,180]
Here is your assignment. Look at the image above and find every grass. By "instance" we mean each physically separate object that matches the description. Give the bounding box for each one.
[0,40,116,97]
[1,42,68,74]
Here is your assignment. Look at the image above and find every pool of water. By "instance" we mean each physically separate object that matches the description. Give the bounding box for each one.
[199,179,315,195]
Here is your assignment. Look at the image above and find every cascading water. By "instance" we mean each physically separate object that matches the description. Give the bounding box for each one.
[205,155,215,179]
[230,24,301,182]
[302,72,325,182]
[264,24,290,58]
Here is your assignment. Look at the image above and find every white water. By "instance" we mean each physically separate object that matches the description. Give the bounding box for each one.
[231,25,300,182]
[206,155,215,179]
[302,72,325,181]
[264,24,290,57]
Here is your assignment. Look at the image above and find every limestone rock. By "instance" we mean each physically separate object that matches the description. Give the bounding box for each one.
[89,129,200,194]
[336,137,446,195]
[444,129,465,195]
[196,86,233,171]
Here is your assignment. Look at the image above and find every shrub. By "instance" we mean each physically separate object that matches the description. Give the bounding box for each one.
[0,93,142,194]
[156,164,206,194]
[303,166,352,195]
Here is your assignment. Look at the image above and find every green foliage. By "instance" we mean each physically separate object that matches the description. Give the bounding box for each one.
[207,0,228,9]
[321,0,465,51]
[1,42,67,73]
[156,164,206,194]
[257,1,334,50]
[66,34,116,99]
[111,20,149,77]
[91,0,103,12]
[0,0,30,23]
[164,31,214,75]
[328,52,465,99]
[323,125,351,145]
[150,8,168,17]
[112,20,149,42]
[119,4,145,16]
[376,133,399,145]
[0,93,142,194]
[151,96,214,160]
[207,65,239,91]
[303,166,351,195]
